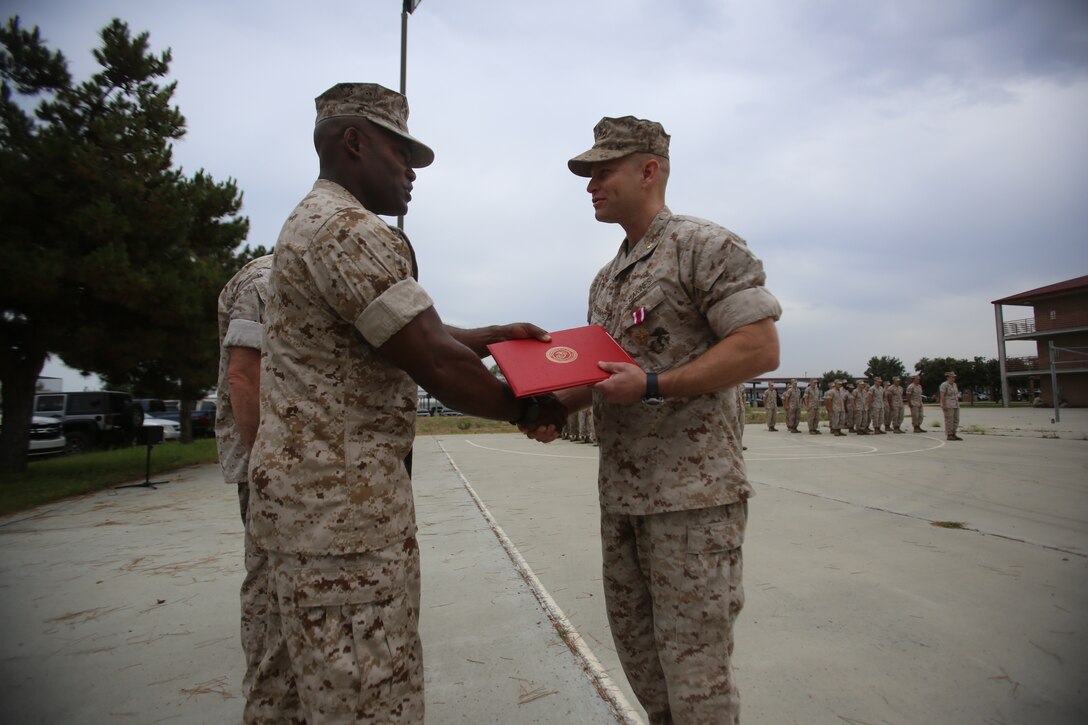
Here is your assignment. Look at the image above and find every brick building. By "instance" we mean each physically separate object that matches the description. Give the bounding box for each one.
[992,275,1088,407]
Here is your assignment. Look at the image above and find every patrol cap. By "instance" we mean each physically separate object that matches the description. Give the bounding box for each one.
[315,83,435,168]
[945,371,957,377]
[568,116,670,177]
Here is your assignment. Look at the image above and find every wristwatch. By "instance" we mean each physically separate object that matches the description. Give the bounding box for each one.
[642,372,665,406]
[511,397,541,426]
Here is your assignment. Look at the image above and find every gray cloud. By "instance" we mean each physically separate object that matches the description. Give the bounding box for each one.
[8,0,1087,384]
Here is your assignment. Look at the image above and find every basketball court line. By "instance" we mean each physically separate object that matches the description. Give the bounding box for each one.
[462,434,948,461]
[436,440,644,725]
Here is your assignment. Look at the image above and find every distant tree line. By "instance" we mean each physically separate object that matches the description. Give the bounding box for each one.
[1,17,264,473]
[817,356,1002,400]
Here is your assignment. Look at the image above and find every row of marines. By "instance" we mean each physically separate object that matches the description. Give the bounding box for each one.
[763,372,963,440]
[568,372,964,444]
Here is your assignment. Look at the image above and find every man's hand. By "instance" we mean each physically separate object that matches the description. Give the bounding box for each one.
[517,394,568,443]
[492,323,551,343]
[445,322,551,358]
[593,361,646,404]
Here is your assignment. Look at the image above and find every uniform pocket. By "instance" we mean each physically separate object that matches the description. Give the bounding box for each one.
[290,562,410,708]
[676,509,746,643]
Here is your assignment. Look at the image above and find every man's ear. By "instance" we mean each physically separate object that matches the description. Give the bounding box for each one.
[640,157,660,186]
[343,125,366,161]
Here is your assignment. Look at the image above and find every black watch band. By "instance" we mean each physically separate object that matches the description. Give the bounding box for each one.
[643,372,665,405]
[511,397,540,426]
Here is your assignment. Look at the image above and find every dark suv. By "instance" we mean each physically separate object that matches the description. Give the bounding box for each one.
[33,391,145,454]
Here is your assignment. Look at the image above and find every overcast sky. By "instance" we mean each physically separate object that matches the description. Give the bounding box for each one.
[12,0,1087,391]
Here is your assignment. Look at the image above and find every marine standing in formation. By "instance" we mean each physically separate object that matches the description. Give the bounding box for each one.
[885,375,905,433]
[940,370,963,441]
[906,373,925,432]
[803,378,822,434]
[782,379,801,433]
[827,379,846,436]
[853,380,870,434]
[763,381,778,431]
[868,377,886,434]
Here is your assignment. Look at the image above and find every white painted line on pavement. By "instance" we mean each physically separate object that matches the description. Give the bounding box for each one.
[463,439,598,460]
[437,440,644,725]
[745,435,947,461]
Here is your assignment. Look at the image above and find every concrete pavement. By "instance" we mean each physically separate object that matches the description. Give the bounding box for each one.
[1,406,1085,723]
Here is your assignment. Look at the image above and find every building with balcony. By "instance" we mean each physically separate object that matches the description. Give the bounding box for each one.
[992,275,1088,407]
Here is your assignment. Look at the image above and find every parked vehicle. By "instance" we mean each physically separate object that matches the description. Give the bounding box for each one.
[190,399,216,438]
[142,416,181,442]
[34,391,144,454]
[29,416,66,456]
[0,414,66,457]
[136,398,216,438]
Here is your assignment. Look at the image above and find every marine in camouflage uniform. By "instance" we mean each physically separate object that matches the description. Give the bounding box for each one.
[829,380,847,436]
[543,116,781,724]
[763,382,778,431]
[844,383,856,432]
[802,379,822,434]
[215,254,273,698]
[868,378,886,434]
[246,83,565,724]
[853,380,870,434]
[940,371,962,440]
[782,379,801,432]
[886,376,906,433]
[905,374,925,432]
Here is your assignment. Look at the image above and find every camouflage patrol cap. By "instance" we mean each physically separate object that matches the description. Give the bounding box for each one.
[568,116,670,177]
[315,83,434,168]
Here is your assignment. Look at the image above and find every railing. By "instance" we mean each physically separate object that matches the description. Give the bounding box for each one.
[1003,317,1035,336]
[1005,351,1088,372]
[1006,356,1039,372]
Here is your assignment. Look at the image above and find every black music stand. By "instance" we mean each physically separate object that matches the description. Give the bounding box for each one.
[117,425,169,489]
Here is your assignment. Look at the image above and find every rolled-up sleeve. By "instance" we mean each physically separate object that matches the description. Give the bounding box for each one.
[224,318,263,349]
[303,208,433,347]
[696,240,782,338]
[356,277,434,347]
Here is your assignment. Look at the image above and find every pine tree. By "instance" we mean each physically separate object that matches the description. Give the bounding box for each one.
[0,18,251,470]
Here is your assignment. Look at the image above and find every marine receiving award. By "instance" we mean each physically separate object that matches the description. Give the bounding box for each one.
[487,325,636,398]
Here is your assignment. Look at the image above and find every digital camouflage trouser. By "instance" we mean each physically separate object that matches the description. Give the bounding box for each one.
[601,502,747,725]
[245,539,423,724]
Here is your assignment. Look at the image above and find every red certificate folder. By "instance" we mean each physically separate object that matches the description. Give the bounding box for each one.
[487,325,636,398]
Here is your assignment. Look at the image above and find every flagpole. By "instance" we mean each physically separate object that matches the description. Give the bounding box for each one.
[397,0,421,231]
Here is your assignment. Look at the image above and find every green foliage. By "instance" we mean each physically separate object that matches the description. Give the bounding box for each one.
[0,438,218,516]
[0,16,253,470]
[820,369,854,390]
[913,356,1000,400]
[864,355,906,383]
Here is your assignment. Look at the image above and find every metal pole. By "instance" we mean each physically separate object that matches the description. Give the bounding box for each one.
[1049,340,1060,423]
[397,7,408,231]
[994,303,1009,408]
